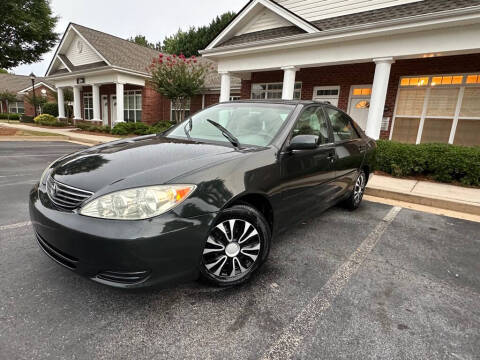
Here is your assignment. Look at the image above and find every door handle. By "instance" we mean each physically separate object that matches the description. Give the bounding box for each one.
[327,152,336,163]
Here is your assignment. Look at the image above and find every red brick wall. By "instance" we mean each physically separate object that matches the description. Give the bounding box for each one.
[23,85,56,117]
[142,84,171,124]
[241,53,480,139]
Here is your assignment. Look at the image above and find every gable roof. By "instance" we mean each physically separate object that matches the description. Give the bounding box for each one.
[45,23,241,91]
[71,23,161,74]
[207,0,319,49]
[0,74,55,96]
[213,0,480,48]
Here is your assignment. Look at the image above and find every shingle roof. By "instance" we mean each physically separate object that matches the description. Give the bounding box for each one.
[216,0,480,48]
[54,24,241,90]
[71,23,160,74]
[0,73,55,96]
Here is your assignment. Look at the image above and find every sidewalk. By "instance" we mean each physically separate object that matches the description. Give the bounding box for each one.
[0,122,117,145]
[366,174,480,216]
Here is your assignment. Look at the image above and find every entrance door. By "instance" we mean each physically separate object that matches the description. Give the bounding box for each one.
[110,95,117,124]
[348,85,372,130]
[312,86,339,106]
[101,95,108,126]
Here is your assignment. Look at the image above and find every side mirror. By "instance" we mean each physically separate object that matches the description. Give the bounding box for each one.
[288,135,319,151]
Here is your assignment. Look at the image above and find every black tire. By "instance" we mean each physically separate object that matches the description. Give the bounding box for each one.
[344,170,366,210]
[199,204,271,287]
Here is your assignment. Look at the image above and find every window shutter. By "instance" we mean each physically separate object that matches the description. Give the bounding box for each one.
[460,87,480,117]
[426,88,459,117]
[395,88,426,116]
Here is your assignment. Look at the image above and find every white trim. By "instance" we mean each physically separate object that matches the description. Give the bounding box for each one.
[70,25,110,66]
[18,81,57,94]
[202,8,480,57]
[56,55,72,72]
[206,0,318,50]
[46,23,112,76]
[415,87,431,144]
[449,86,466,144]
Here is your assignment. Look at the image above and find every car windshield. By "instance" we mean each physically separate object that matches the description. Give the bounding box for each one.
[166,103,295,147]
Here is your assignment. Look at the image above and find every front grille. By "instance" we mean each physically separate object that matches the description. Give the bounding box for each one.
[96,270,151,285]
[46,176,93,210]
[35,232,78,269]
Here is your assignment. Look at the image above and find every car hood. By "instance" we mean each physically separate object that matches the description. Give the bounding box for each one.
[50,135,240,193]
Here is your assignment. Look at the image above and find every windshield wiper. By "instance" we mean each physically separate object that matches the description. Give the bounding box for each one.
[183,118,192,140]
[206,119,242,149]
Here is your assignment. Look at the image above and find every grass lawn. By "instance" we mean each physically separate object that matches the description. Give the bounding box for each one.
[0,127,64,137]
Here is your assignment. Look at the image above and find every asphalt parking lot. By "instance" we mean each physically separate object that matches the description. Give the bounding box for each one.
[1,141,479,360]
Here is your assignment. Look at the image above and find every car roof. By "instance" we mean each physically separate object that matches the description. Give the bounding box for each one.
[222,99,331,106]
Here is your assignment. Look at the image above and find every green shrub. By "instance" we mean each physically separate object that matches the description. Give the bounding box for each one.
[20,114,34,123]
[375,140,480,186]
[110,121,174,136]
[42,102,58,117]
[76,122,110,133]
[0,113,21,120]
[34,114,66,127]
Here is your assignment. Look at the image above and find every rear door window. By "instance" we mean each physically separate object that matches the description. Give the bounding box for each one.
[325,107,360,142]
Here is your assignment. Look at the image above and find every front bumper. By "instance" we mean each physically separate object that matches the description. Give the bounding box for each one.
[29,184,217,288]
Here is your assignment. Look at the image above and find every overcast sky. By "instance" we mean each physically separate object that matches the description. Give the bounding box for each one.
[12,0,246,76]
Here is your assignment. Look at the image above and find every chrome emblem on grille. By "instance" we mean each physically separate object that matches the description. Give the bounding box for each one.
[52,182,58,196]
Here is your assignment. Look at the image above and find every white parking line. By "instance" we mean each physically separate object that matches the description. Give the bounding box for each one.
[0,221,32,231]
[261,206,402,360]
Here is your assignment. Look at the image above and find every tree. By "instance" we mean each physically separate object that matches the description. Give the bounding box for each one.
[0,69,8,74]
[149,54,209,123]
[162,12,235,57]
[24,92,48,114]
[0,90,18,122]
[127,35,161,51]
[0,0,58,69]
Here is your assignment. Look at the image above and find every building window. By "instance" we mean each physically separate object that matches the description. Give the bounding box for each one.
[124,90,142,122]
[352,87,372,96]
[8,101,25,114]
[230,95,241,101]
[171,98,190,121]
[83,93,93,120]
[392,74,480,146]
[251,82,301,100]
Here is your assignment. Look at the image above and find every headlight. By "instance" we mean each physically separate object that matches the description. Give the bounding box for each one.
[79,185,196,220]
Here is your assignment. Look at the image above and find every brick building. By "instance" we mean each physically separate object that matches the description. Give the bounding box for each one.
[0,73,56,117]
[202,0,480,146]
[44,23,240,127]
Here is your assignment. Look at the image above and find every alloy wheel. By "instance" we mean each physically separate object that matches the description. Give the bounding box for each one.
[353,172,366,205]
[202,219,261,279]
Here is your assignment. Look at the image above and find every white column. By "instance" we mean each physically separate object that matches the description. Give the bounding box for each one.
[219,72,231,102]
[281,66,298,100]
[116,82,124,123]
[73,85,82,120]
[92,84,101,121]
[365,57,394,139]
[57,87,65,118]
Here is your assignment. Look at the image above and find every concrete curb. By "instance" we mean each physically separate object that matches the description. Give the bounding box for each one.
[365,187,480,216]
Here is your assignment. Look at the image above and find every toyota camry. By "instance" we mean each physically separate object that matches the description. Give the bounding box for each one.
[29,100,376,288]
